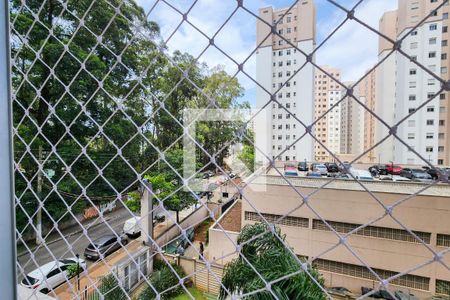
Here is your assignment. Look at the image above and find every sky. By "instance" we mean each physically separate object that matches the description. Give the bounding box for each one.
[135,0,398,106]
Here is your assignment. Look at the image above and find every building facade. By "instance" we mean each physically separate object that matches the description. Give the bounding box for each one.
[255,2,316,164]
[209,176,450,297]
[314,66,342,162]
[376,0,450,166]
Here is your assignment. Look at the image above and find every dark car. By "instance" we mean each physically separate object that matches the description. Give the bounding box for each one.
[325,162,339,173]
[361,287,396,300]
[327,287,353,297]
[338,162,352,173]
[84,234,128,260]
[422,166,442,180]
[369,164,389,176]
[401,168,433,182]
[298,161,308,171]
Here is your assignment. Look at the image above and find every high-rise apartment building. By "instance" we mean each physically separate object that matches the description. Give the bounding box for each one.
[376,0,450,165]
[360,70,377,162]
[314,66,342,162]
[340,82,365,156]
[255,2,316,164]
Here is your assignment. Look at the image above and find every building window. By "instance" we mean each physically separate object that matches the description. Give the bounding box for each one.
[426,146,434,152]
[312,219,431,244]
[438,159,444,165]
[443,40,448,46]
[440,106,445,113]
[411,30,418,36]
[438,146,444,152]
[409,69,416,75]
[430,24,437,31]
[409,95,416,101]
[442,67,448,74]
[408,108,416,113]
[440,120,445,126]
[428,79,436,85]
[437,234,450,247]
[440,93,446,100]
[427,106,435,112]
[439,132,445,139]
[436,280,450,296]
[426,133,434,139]
[443,26,448,33]
[245,211,309,228]
[313,259,430,291]
[408,133,415,140]
[427,93,434,99]
[427,119,434,125]
[409,81,417,88]
[429,37,437,45]
[442,53,448,60]
[287,27,291,34]
[444,12,449,19]
[278,72,282,78]
[429,51,436,58]
[279,50,283,56]
[286,16,291,23]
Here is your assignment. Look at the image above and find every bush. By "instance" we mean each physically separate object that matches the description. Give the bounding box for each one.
[139,263,186,300]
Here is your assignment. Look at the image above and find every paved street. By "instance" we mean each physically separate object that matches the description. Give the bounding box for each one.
[17,207,134,278]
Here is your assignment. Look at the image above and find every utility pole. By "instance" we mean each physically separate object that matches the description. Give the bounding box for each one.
[36,145,43,245]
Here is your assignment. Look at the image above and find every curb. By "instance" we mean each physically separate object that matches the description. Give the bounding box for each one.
[17,216,112,258]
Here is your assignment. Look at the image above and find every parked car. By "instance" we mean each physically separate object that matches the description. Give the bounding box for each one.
[84,234,128,260]
[338,162,352,172]
[21,257,86,294]
[400,168,432,182]
[202,171,214,179]
[361,287,396,300]
[306,171,322,178]
[314,164,328,176]
[327,287,354,298]
[325,162,339,173]
[379,175,411,182]
[165,227,195,254]
[284,164,298,176]
[386,164,403,175]
[335,173,351,180]
[369,164,389,176]
[394,290,419,300]
[298,161,308,171]
[123,213,166,237]
[350,169,374,181]
[422,166,445,180]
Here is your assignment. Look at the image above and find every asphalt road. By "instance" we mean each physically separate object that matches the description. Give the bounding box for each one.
[17,207,134,279]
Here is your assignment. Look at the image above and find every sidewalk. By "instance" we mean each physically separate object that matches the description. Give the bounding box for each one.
[17,208,123,257]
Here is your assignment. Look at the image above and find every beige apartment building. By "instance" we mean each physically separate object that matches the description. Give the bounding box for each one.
[314,66,342,162]
[255,2,316,164]
[209,176,450,297]
[376,0,450,166]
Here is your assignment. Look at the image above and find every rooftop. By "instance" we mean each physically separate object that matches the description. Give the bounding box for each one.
[246,174,450,197]
[216,201,242,233]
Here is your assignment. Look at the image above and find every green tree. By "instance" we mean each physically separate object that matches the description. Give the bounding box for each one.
[94,274,127,300]
[11,0,163,232]
[144,173,195,223]
[220,223,326,300]
[138,262,186,300]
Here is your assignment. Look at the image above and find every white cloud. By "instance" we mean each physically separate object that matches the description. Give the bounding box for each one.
[316,0,398,81]
[135,0,398,97]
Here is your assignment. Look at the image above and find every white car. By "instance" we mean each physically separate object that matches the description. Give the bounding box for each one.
[349,169,374,180]
[123,214,166,237]
[21,257,86,294]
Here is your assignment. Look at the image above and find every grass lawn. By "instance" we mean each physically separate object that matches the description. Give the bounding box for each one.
[172,287,209,300]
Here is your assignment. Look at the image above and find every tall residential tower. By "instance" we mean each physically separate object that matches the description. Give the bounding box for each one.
[376,0,450,165]
[255,2,316,164]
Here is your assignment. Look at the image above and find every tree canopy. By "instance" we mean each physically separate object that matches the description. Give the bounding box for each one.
[220,223,326,300]
[11,0,249,234]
